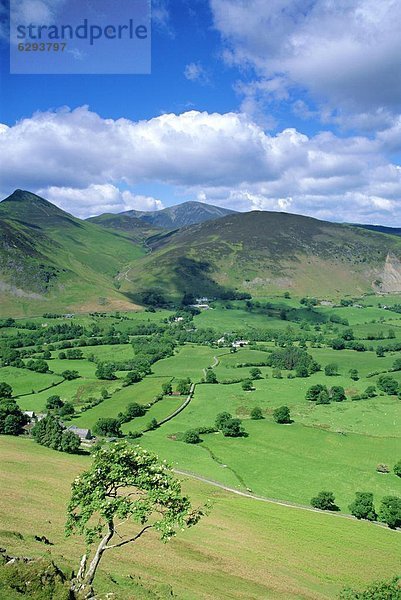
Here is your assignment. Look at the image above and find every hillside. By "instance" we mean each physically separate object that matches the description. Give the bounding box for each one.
[355,223,401,237]
[86,212,163,242]
[0,190,145,315]
[119,210,401,300]
[113,200,235,230]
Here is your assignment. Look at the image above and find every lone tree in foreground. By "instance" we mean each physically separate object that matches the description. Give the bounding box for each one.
[66,442,206,598]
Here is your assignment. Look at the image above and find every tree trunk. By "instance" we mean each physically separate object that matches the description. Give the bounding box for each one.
[84,523,114,586]
[71,523,114,597]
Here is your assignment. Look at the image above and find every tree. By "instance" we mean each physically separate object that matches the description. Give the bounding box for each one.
[59,402,75,417]
[123,370,142,386]
[0,382,13,398]
[376,345,385,357]
[392,358,401,372]
[66,442,205,596]
[147,417,158,430]
[205,369,218,384]
[310,491,339,511]
[332,338,345,350]
[393,460,401,478]
[364,385,376,398]
[296,365,309,378]
[162,382,173,395]
[349,492,377,521]
[95,363,117,381]
[125,402,146,420]
[61,370,80,381]
[93,418,122,438]
[182,429,201,444]
[330,386,346,402]
[249,367,262,380]
[377,375,399,395]
[316,389,330,405]
[349,368,359,381]
[176,378,191,395]
[250,406,263,420]
[0,399,27,435]
[46,395,63,410]
[324,363,339,376]
[60,430,81,454]
[241,379,253,391]
[221,417,245,437]
[273,405,291,424]
[305,384,327,402]
[215,412,232,430]
[379,495,401,528]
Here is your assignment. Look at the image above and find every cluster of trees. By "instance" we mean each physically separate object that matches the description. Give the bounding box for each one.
[45,395,75,417]
[215,412,246,437]
[305,384,347,404]
[93,417,123,438]
[310,489,401,528]
[0,398,27,435]
[267,346,320,377]
[273,405,291,424]
[32,415,80,453]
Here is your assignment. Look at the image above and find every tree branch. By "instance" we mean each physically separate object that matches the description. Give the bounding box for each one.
[105,525,152,549]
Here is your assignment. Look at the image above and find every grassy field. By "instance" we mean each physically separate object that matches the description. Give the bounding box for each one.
[1,436,401,600]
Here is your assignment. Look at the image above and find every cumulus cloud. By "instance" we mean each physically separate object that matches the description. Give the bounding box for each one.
[210,0,401,127]
[1,106,401,224]
[36,184,164,218]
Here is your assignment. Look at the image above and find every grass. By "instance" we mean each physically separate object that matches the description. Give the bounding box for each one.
[1,436,401,600]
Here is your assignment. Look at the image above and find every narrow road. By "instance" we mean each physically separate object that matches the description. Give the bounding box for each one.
[173,469,394,530]
[203,355,220,378]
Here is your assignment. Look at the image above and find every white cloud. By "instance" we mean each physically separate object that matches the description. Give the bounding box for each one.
[210,0,401,127]
[1,105,401,224]
[184,62,210,85]
[36,184,164,219]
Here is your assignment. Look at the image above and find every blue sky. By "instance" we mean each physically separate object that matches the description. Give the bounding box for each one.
[1,0,401,224]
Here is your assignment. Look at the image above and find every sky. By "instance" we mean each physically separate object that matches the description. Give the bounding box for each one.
[1,0,401,224]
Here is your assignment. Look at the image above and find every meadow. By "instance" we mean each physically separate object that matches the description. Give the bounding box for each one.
[1,297,401,597]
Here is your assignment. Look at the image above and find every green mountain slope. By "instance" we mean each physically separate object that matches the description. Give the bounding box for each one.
[86,212,163,242]
[0,190,146,315]
[120,210,401,300]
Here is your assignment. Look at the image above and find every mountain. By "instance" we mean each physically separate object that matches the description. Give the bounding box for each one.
[0,190,146,315]
[118,210,401,301]
[86,212,163,242]
[354,224,401,237]
[90,201,236,231]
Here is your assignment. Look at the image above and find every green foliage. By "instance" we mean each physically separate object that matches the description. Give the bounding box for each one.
[393,460,401,478]
[241,379,253,391]
[58,402,75,417]
[182,429,201,444]
[32,415,80,453]
[147,417,159,430]
[0,399,27,435]
[330,386,346,403]
[93,418,122,437]
[221,417,246,437]
[215,412,233,430]
[162,382,173,395]
[176,378,191,395]
[95,363,117,381]
[46,395,63,410]
[273,405,291,424]
[205,369,218,383]
[249,367,262,379]
[250,406,263,420]
[26,359,50,373]
[65,442,205,589]
[310,491,339,511]
[378,496,401,528]
[61,370,79,381]
[377,375,399,395]
[0,382,12,398]
[325,363,339,376]
[349,368,359,381]
[349,492,377,521]
[123,370,143,386]
[340,576,401,599]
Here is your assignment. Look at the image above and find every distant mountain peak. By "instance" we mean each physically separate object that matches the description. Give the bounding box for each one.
[120,200,236,229]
